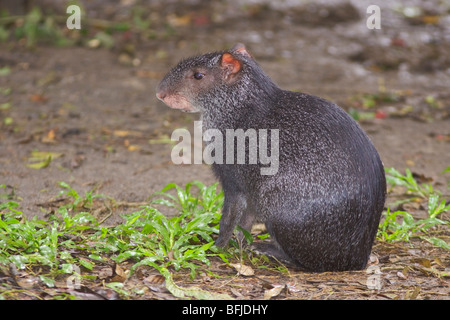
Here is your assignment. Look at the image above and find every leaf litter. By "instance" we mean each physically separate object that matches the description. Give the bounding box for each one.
[4,241,447,300]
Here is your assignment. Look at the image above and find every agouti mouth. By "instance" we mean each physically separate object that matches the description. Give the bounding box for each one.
[156,91,198,113]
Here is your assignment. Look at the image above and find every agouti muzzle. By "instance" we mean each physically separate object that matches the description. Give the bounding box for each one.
[156,43,386,272]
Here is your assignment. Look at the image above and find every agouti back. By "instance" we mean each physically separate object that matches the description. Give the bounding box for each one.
[156,43,386,272]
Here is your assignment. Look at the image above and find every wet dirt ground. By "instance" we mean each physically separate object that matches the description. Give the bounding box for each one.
[0,0,449,300]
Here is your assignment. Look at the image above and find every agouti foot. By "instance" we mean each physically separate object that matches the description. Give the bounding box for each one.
[214,236,229,249]
[250,242,297,267]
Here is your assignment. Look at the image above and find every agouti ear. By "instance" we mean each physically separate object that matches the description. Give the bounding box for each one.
[221,53,242,79]
[230,43,252,58]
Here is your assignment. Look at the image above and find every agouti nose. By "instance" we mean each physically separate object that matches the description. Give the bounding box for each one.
[156,91,166,101]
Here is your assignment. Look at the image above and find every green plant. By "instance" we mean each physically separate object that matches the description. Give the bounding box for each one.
[385,167,434,201]
[379,168,450,249]
[444,165,450,189]
[119,181,224,279]
[131,6,151,31]
[13,7,68,47]
[151,180,224,215]
[378,203,449,248]
[0,198,65,271]
[56,181,106,211]
[348,108,376,121]
[349,90,403,109]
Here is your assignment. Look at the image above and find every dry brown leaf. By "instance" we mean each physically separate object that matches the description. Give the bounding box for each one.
[230,288,244,298]
[263,285,285,300]
[167,14,191,27]
[405,286,421,300]
[127,145,140,151]
[433,257,445,268]
[230,263,254,276]
[110,263,127,282]
[30,93,48,102]
[144,273,170,294]
[144,273,165,285]
[42,129,57,144]
[136,70,163,79]
[422,15,440,24]
[114,130,131,137]
[368,254,379,265]
[412,258,431,268]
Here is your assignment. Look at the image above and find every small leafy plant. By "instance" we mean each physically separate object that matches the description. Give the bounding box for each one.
[108,181,224,279]
[12,7,69,47]
[378,167,450,249]
[385,167,435,201]
[0,198,59,270]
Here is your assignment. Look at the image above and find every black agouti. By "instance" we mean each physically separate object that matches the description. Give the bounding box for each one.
[156,43,386,272]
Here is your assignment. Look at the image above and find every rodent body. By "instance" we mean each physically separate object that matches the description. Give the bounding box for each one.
[157,44,386,272]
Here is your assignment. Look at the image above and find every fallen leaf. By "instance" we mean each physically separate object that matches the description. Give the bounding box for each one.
[109,263,127,283]
[3,117,13,125]
[69,286,120,300]
[167,14,191,27]
[230,263,254,276]
[422,15,440,24]
[144,273,168,293]
[144,274,165,285]
[263,284,286,300]
[375,110,387,119]
[437,134,450,142]
[36,71,60,87]
[42,129,57,143]
[26,156,52,169]
[0,66,11,76]
[0,102,11,110]
[148,135,173,144]
[193,15,210,26]
[31,94,48,102]
[433,257,444,268]
[28,151,63,160]
[114,130,131,137]
[405,286,421,300]
[368,254,379,265]
[136,70,164,79]
[160,268,233,300]
[113,130,142,137]
[405,160,415,167]
[230,288,244,298]
[123,139,141,150]
[391,37,406,47]
[127,145,140,151]
[412,258,431,268]
[26,151,63,169]
[16,276,41,289]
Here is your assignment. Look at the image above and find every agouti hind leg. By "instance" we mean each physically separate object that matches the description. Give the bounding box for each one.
[250,220,297,267]
[250,241,296,267]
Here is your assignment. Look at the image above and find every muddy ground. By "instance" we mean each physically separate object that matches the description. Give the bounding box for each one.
[0,0,449,300]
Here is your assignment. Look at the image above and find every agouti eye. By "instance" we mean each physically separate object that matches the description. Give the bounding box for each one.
[193,72,205,80]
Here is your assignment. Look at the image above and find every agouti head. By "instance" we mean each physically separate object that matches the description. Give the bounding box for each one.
[156,43,277,113]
